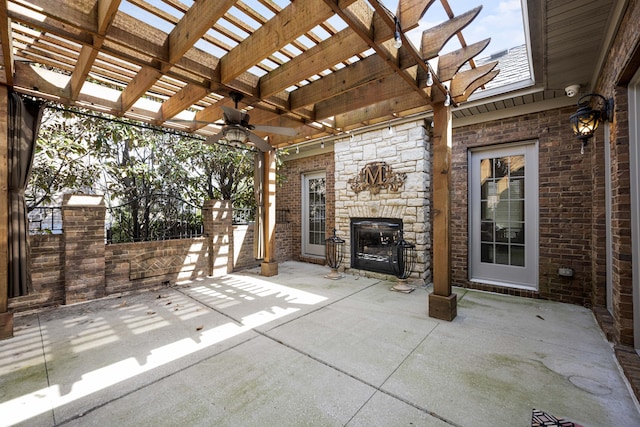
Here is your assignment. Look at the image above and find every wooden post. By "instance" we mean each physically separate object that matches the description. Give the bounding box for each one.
[428,101,457,321]
[0,86,12,339]
[260,149,278,276]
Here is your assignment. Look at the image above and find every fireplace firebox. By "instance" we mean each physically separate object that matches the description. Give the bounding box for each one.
[351,218,403,274]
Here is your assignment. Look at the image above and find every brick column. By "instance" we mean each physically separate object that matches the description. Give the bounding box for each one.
[203,200,233,276]
[62,194,106,304]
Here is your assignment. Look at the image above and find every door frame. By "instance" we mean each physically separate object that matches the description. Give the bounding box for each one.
[629,70,640,352]
[604,122,613,315]
[468,141,539,290]
[301,171,327,258]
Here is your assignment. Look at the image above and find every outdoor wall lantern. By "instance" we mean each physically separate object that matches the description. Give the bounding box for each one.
[390,231,416,293]
[569,93,614,154]
[325,229,345,280]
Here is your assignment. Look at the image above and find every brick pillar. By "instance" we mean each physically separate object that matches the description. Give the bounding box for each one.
[203,200,233,276]
[62,194,106,304]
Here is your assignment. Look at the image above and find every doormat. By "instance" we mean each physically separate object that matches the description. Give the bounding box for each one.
[531,409,584,427]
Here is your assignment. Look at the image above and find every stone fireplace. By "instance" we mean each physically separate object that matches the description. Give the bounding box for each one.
[334,119,432,283]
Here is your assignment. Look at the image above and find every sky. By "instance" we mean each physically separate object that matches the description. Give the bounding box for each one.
[119,0,527,62]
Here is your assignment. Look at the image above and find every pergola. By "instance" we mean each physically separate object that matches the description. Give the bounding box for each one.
[10,0,629,339]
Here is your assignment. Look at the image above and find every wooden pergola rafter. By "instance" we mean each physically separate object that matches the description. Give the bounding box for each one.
[1,0,498,138]
[0,0,500,327]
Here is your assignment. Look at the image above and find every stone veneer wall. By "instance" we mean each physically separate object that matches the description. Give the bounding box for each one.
[334,119,431,284]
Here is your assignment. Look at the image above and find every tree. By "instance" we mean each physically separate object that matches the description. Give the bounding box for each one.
[29,106,259,241]
[28,108,101,209]
[166,137,255,208]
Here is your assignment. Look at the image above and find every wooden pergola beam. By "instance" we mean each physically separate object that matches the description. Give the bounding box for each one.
[438,38,491,82]
[450,61,498,98]
[334,90,428,130]
[220,0,338,84]
[160,83,210,121]
[120,65,162,112]
[259,29,369,99]
[290,53,394,111]
[421,6,481,60]
[168,0,236,67]
[67,0,121,99]
[0,3,14,86]
[326,0,432,106]
[314,71,420,121]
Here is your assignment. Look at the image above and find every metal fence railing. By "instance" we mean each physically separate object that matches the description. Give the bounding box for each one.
[232,207,254,224]
[231,208,289,224]
[29,203,271,240]
[106,198,204,244]
[29,206,63,234]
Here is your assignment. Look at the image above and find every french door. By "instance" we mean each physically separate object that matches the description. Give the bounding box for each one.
[302,172,326,257]
[469,143,539,290]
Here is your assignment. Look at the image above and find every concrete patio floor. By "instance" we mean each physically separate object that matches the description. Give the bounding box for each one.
[1,261,639,427]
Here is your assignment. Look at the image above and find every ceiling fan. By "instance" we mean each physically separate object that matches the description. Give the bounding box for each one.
[204,91,296,152]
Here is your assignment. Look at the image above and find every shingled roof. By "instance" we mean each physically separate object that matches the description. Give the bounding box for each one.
[475,44,531,90]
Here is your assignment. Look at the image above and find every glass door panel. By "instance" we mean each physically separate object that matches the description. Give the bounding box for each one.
[302,172,326,257]
[470,144,538,289]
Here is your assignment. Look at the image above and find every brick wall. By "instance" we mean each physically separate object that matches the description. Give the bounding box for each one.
[275,222,293,262]
[12,199,292,312]
[62,194,106,304]
[277,151,335,264]
[9,234,64,312]
[592,0,640,346]
[105,238,210,295]
[451,107,595,305]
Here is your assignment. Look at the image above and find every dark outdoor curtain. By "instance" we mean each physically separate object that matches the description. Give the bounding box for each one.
[7,92,45,298]
[253,152,265,260]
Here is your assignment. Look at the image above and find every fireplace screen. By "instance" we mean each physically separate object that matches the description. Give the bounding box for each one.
[351,218,403,274]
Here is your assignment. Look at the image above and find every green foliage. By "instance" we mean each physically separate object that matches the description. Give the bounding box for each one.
[28,109,101,209]
[29,106,258,241]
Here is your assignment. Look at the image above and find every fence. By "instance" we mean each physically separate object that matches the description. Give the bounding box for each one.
[232,207,254,224]
[105,199,204,244]
[28,206,63,234]
[30,202,265,241]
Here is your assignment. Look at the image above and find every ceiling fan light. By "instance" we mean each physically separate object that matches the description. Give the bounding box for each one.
[223,126,248,144]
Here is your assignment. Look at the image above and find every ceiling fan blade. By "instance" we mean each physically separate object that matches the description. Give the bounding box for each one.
[252,124,297,137]
[248,132,274,152]
[204,133,224,144]
[221,105,246,124]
